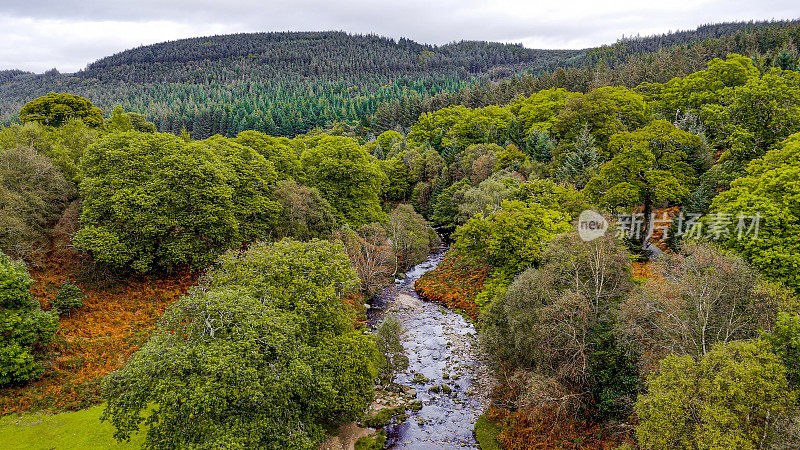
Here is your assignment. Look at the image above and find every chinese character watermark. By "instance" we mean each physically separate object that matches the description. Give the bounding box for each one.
[578,209,761,242]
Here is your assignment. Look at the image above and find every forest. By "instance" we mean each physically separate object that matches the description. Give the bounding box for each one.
[1,20,797,139]
[1,18,800,450]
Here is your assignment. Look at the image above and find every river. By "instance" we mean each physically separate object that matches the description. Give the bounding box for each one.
[368,247,492,449]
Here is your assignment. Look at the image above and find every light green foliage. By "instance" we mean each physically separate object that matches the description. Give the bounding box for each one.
[380,146,444,203]
[375,316,409,384]
[0,251,58,386]
[713,68,800,162]
[273,179,337,240]
[457,173,522,225]
[74,132,280,273]
[0,146,75,257]
[510,88,578,134]
[201,136,282,241]
[354,431,386,450]
[376,130,403,156]
[635,340,798,450]
[764,312,800,389]
[495,143,527,172]
[102,239,377,449]
[233,130,301,179]
[300,135,386,227]
[52,282,84,315]
[584,120,698,223]
[19,93,104,128]
[710,133,800,293]
[409,105,513,152]
[473,413,502,450]
[0,119,98,182]
[551,86,648,147]
[105,106,157,134]
[379,157,411,201]
[647,54,759,116]
[384,204,437,271]
[511,178,590,218]
[453,199,572,274]
[106,106,133,132]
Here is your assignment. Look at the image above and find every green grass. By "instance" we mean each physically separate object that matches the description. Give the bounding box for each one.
[474,412,502,450]
[0,405,145,449]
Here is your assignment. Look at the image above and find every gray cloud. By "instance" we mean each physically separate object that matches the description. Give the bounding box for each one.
[0,0,797,72]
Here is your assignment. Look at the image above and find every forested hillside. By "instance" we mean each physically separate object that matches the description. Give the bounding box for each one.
[0,31,578,138]
[375,20,800,129]
[2,21,798,139]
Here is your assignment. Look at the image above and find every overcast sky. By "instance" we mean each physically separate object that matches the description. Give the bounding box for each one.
[1,0,798,73]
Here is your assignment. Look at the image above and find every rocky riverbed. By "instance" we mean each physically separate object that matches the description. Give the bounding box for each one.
[369,249,493,449]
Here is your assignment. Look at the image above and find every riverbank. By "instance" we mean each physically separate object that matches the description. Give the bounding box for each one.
[369,249,493,448]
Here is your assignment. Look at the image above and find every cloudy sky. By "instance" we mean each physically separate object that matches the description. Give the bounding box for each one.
[1,0,798,73]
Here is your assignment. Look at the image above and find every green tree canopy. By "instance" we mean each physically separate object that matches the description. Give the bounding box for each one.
[584,120,699,247]
[452,199,572,274]
[102,239,378,449]
[19,93,104,128]
[299,135,386,228]
[74,132,280,273]
[635,340,798,450]
[710,133,800,293]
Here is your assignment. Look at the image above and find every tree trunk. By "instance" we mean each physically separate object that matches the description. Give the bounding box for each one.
[641,191,653,252]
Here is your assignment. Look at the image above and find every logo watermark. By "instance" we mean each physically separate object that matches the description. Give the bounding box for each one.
[578,210,609,242]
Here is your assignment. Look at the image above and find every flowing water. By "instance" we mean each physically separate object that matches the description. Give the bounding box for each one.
[368,247,492,449]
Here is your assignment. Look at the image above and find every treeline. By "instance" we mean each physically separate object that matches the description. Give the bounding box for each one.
[0,31,578,138]
[4,22,797,139]
[374,20,800,130]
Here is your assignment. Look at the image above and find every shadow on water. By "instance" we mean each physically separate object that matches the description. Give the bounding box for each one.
[368,245,491,449]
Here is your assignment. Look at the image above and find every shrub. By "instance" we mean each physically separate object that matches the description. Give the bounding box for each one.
[474,413,502,450]
[385,204,437,272]
[0,146,75,257]
[0,251,58,386]
[52,282,84,315]
[375,316,409,385]
[354,430,386,450]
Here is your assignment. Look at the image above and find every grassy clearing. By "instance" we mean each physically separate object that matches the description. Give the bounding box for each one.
[0,405,144,449]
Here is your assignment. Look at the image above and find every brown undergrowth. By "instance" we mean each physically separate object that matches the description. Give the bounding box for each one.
[414,251,489,320]
[1,209,199,415]
[491,406,633,450]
